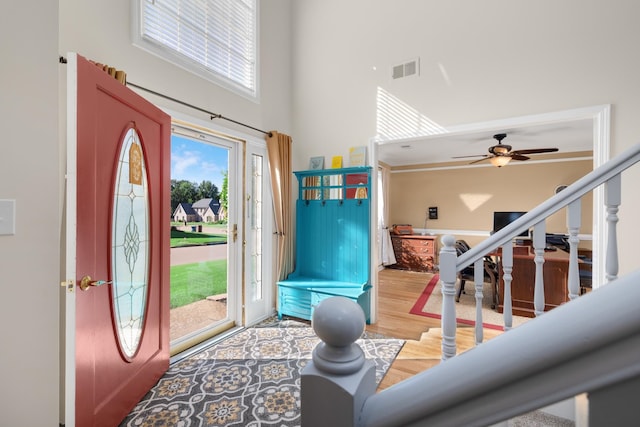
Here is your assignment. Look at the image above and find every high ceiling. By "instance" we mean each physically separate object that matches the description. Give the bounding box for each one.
[376,119,594,167]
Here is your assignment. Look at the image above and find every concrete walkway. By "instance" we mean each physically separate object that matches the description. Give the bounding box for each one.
[170,243,228,266]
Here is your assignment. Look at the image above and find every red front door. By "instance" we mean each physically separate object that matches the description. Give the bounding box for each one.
[70,53,170,426]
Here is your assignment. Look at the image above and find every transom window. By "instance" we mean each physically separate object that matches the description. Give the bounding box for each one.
[133,0,258,100]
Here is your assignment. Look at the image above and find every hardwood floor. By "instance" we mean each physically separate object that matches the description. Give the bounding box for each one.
[369,268,503,391]
[366,269,440,340]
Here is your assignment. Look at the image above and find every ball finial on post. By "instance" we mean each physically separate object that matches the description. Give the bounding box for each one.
[311,297,366,374]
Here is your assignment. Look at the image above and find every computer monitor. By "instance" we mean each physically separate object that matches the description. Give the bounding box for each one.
[493,211,528,236]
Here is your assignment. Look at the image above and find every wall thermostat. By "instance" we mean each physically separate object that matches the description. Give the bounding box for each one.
[428,206,438,220]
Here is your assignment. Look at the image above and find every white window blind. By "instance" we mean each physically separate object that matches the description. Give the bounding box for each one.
[136,0,257,99]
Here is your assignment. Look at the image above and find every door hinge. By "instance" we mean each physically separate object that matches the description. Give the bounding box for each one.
[60,279,75,293]
[232,224,238,242]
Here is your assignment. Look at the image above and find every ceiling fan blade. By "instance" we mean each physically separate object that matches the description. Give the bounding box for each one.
[511,148,559,155]
[452,154,489,159]
[469,157,491,165]
[510,154,530,161]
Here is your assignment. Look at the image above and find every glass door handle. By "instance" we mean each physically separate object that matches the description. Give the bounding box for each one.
[79,275,112,291]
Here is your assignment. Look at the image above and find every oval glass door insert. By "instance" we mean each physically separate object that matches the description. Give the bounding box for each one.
[111,127,150,359]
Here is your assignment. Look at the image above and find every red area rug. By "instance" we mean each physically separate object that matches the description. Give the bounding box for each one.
[409,274,527,330]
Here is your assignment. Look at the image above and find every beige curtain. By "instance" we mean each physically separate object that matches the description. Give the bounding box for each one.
[379,165,397,266]
[266,131,294,281]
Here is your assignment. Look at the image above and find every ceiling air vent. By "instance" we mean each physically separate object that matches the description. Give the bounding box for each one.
[392,58,420,79]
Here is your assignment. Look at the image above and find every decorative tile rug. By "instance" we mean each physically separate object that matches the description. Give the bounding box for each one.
[120,323,404,427]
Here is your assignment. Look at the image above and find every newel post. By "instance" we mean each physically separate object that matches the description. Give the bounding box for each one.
[301,297,376,427]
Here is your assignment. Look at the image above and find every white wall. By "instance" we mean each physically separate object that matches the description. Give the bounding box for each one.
[0,2,61,426]
[291,0,640,274]
[1,1,292,425]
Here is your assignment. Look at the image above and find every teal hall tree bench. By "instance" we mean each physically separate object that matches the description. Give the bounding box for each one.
[277,167,372,323]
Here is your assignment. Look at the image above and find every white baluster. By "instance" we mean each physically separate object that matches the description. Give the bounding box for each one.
[439,235,457,360]
[501,243,513,331]
[567,199,582,300]
[605,173,621,283]
[474,258,484,345]
[532,222,546,317]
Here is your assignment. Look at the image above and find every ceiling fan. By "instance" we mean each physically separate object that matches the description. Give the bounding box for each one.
[453,133,559,167]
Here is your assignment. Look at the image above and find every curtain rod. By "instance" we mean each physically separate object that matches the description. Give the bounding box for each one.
[58,57,272,137]
[126,82,273,138]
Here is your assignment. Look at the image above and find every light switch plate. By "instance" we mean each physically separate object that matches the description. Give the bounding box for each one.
[0,199,16,235]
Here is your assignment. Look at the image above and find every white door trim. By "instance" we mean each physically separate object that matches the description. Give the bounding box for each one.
[63,51,78,427]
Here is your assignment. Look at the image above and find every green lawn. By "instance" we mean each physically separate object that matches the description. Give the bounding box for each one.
[170,228,227,247]
[170,260,227,308]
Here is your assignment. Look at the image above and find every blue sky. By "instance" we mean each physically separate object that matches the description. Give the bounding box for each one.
[171,135,228,190]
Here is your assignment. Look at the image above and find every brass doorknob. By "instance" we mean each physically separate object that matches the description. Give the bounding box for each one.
[79,275,112,291]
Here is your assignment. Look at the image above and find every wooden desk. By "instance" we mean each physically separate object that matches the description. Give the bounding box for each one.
[390,234,437,272]
[495,246,572,318]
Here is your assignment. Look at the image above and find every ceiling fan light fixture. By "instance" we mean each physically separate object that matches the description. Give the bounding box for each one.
[490,156,511,167]
[457,132,559,166]
[492,145,510,155]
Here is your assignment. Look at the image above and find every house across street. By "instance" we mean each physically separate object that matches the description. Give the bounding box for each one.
[172,198,225,223]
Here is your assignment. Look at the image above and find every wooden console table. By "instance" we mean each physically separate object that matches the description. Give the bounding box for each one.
[390,234,437,272]
[495,246,573,318]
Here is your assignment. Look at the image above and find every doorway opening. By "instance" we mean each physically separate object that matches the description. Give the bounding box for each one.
[167,119,275,356]
[372,105,611,306]
[169,124,238,354]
